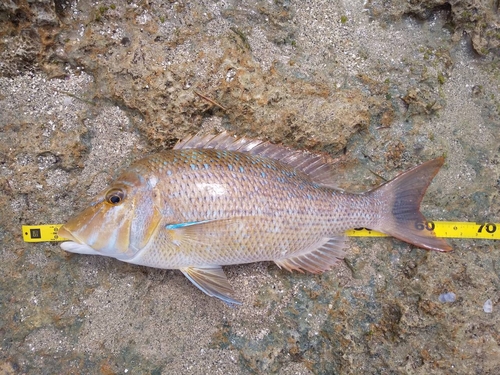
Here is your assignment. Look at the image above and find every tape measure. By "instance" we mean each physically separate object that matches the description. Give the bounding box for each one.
[346,221,499,239]
[22,221,500,243]
[22,224,65,242]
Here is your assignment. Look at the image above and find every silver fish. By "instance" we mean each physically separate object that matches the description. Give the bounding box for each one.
[59,132,451,304]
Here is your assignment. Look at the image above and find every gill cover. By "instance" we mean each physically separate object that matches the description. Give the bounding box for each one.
[59,171,162,260]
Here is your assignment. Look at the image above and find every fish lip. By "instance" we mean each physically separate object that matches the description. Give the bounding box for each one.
[58,226,101,255]
[58,226,80,243]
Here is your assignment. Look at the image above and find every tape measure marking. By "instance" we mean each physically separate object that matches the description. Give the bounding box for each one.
[22,224,64,242]
[22,221,500,243]
[346,221,499,239]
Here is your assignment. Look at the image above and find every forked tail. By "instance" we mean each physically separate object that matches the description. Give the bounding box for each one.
[370,157,452,252]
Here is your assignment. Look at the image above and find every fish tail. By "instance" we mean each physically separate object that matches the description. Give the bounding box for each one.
[369,157,452,252]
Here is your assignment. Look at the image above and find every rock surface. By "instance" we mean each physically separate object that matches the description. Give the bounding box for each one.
[1,1,499,374]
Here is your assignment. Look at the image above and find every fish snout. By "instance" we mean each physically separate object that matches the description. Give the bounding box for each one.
[58,225,77,242]
[59,224,104,256]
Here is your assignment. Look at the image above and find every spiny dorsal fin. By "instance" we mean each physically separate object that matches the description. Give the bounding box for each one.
[174,131,340,187]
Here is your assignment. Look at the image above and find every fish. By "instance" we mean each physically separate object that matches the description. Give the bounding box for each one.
[59,132,452,304]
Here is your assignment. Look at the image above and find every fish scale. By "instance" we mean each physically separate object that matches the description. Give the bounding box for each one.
[150,150,327,219]
[143,150,363,250]
[59,132,451,304]
[132,150,344,262]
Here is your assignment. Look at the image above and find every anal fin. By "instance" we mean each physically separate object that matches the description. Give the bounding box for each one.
[180,266,241,305]
[274,235,347,274]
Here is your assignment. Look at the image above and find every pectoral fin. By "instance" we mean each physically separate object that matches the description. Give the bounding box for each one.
[165,218,245,247]
[180,266,241,305]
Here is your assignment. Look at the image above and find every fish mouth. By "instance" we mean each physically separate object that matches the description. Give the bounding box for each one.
[58,225,102,256]
[58,225,77,242]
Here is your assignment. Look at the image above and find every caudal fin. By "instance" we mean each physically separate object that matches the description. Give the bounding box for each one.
[370,157,452,252]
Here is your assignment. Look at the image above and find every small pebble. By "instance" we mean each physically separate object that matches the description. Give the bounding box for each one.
[483,299,493,313]
[438,292,456,303]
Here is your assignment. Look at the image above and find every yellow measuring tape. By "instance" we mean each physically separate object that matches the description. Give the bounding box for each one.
[346,221,499,239]
[22,221,500,243]
[23,224,65,242]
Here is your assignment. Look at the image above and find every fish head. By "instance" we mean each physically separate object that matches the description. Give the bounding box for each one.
[59,170,163,260]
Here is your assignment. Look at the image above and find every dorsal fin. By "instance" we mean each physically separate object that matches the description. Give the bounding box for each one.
[174,132,340,187]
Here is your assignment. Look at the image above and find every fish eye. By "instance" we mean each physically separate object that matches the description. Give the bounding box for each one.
[105,189,125,205]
